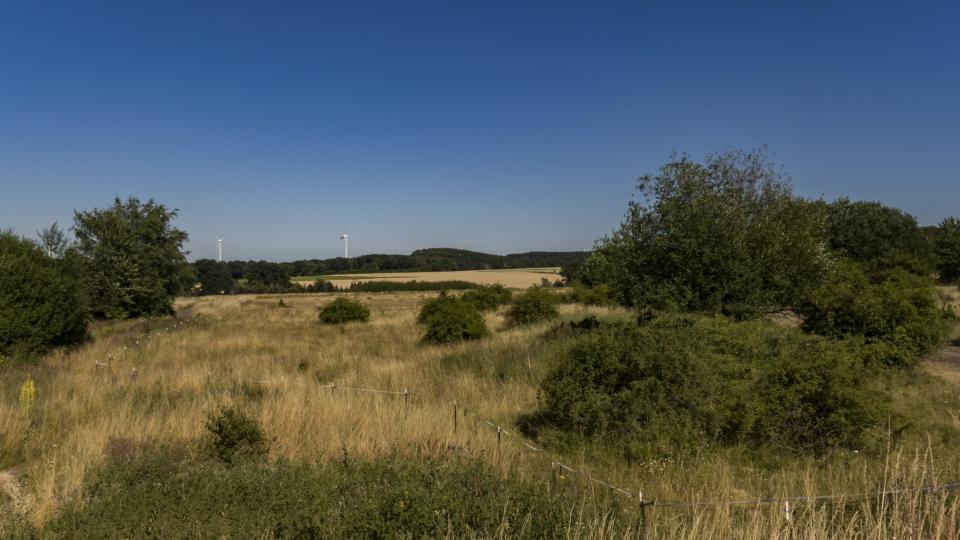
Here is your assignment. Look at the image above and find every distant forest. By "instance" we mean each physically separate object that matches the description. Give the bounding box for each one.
[211,248,587,281]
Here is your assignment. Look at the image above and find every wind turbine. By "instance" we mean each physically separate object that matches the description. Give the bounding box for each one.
[339,223,349,259]
[217,238,223,262]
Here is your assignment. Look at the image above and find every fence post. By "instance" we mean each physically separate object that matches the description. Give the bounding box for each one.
[452,400,458,434]
[638,491,647,539]
[403,389,409,410]
[784,500,792,522]
[496,425,502,456]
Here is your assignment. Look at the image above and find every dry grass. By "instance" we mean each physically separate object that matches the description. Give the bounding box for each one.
[1,291,959,538]
[293,267,562,288]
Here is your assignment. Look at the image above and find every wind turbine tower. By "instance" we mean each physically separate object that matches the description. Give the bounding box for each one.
[217,238,223,262]
[340,224,349,259]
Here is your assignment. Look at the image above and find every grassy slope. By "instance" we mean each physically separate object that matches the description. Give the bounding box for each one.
[1,289,959,538]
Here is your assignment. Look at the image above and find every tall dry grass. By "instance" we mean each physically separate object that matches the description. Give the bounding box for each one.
[1,290,959,538]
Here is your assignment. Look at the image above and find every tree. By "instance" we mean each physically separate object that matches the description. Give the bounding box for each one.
[73,197,189,319]
[0,231,90,358]
[823,198,935,275]
[596,149,828,316]
[194,259,235,295]
[935,217,960,284]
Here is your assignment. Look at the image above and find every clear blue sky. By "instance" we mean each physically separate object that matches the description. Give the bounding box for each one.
[2,1,957,261]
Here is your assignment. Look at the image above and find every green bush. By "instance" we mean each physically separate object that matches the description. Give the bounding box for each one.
[416,290,456,323]
[40,449,617,538]
[460,284,512,311]
[566,283,613,306]
[202,406,269,464]
[318,297,370,324]
[796,261,953,368]
[505,286,560,327]
[534,315,887,455]
[0,231,90,359]
[421,299,490,345]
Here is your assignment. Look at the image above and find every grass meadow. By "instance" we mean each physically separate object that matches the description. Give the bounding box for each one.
[1,289,959,538]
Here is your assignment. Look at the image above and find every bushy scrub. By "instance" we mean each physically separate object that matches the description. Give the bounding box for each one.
[318,296,370,324]
[535,315,887,455]
[202,406,269,464]
[460,284,512,311]
[796,261,953,368]
[40,450,613,538]
[416,290,456,323]
[421,299,490,345]
[0,231,89,359]
[505,286,560,327]
[566,283,613,306]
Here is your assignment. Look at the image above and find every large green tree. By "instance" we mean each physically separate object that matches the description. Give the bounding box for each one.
[592,149,828,317]
[194,259,235,295]
[0,231,90,358]
[73,197,189,319]
[822,198,935,274]
[935,217,960,284]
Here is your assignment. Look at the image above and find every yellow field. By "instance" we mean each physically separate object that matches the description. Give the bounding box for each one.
[293,267,562,288]
[2,291,959,537]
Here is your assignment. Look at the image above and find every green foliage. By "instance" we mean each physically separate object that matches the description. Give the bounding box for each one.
[823,198,935,274]
[934,217,960,284]
[460,284,512,311]
[796,260,953,368]
[566,283,613,306]
[194,258,235,295]
[534,316,887,455]
[505,286,560,327]
[73,197,189,319]
[416,290,455,323]
[318,297,371,324]
[593,149,828,316]
[346,279,479,292]
[541,316,884,455]
[40,449,615,538]
[202,406,269,464]
[420,299,490,345]
[0,231,90,358]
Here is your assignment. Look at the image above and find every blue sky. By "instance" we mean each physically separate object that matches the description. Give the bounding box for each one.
[1,1,957,261]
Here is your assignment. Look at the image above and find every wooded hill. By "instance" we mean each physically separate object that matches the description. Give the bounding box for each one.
[217,248,586,279]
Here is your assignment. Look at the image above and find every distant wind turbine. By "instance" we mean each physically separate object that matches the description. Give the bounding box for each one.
[339,223,349,259]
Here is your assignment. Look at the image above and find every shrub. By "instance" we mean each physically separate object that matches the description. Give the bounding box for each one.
[416,290,456,323]
[535,316,887,455]
[0,231,89,359]
[421,299,490,345]
[796,261,953,368]
[505,286,560,327]
[566,283,612,306]
[202,406,268,464]
[460,284,512,311]
[318,297,370,324]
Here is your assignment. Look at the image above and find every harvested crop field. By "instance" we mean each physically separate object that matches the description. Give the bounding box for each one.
[293,267,562,289]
